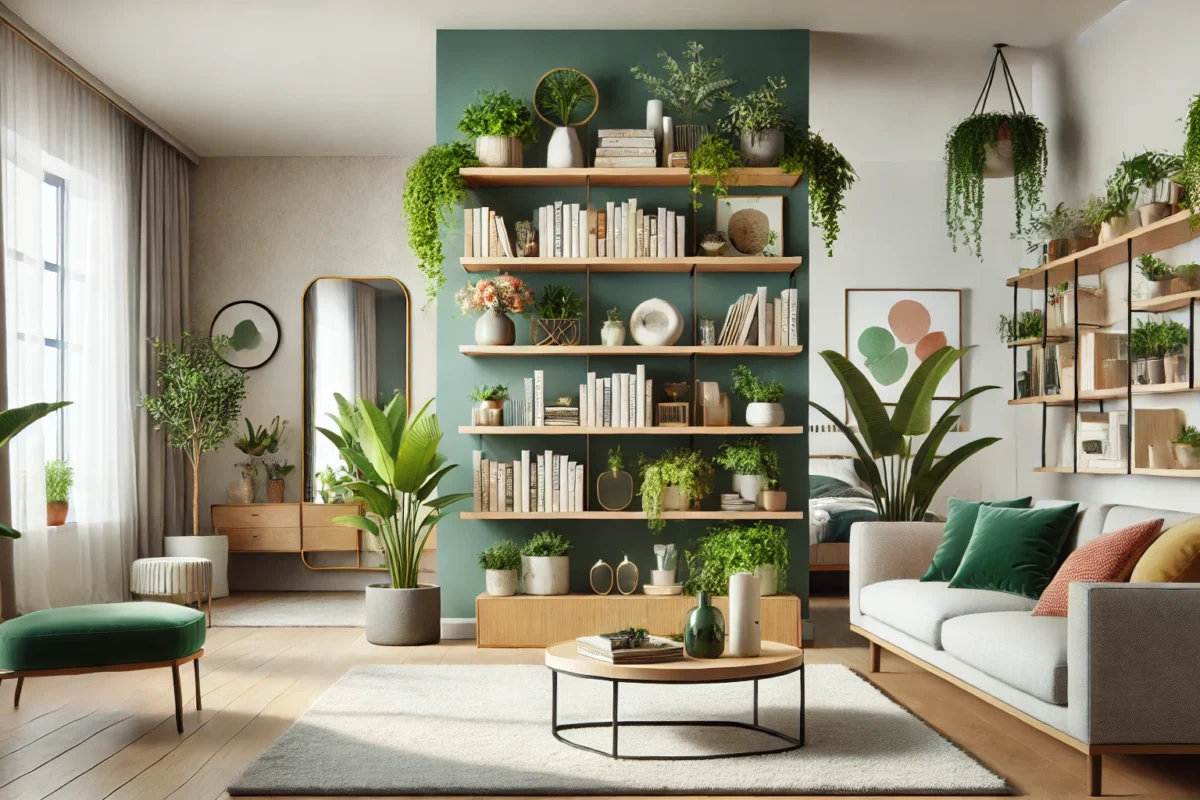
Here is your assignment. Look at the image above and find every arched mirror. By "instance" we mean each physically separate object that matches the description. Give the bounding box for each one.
[302,277,410,502]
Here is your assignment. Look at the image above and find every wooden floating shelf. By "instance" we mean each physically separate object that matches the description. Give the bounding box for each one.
[1009,383,1196,405]
[459,425,805,435]
[1033,466,1076,473]
[1132,467,1200,477]
[1007,209,1200,289]
[1131,290,1200,313]
[460,511,804,521]
[459,256,804,275]
[1006,336,1069,348]
[459,166,801,189]
[459,345,803,357]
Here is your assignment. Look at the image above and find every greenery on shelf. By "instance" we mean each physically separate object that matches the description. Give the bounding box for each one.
[1013,202,1091,255]
[1118,150,1182,205]
[456,89,539,145]
[45,459,72,504]
[605,307,622,324]
[520,530,572,557]
[719,76,787,136]
[1177,263,1200,288]
[683,521,788,596]
[1183,93,1200,230]
[142,333,247,536]
[316,464,352,504]
[235,416,284,457]
[263,458,295,480]
[1130,318,1187,359]
[1174,425,1200,447]
[729,364,785,404]
[779,124,857,257]
[810,347,1000,521]
[1163,319,1190,357]
[713,437,780,488]
[1080,196,1110,233]
[469,384,509,402]
[478,540,521,571]
[944,112,1047,258]
[997,310,1043,344]
[638,448,715,534]
[607,445,625,473]
[536,69,595,127]
[534,284,584,320]
[1137,254,1174,282]
[319,393,471,589]
[403,141,480,307]
[630,41,735,125]
[1102,162,1139,221]
[688,134,741,211]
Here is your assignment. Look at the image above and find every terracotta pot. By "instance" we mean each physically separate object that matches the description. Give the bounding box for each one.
[47,502,68,527]
[759,490,787,512]
[267,478,284,504]
[1047,239,1070,261]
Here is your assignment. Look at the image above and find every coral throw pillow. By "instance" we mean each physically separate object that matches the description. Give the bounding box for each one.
[1032,518,1165,617]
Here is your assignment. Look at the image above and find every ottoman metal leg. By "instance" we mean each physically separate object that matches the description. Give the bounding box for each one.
[171,664,183,734]
[14,677,23,708]
[194,659,202,710]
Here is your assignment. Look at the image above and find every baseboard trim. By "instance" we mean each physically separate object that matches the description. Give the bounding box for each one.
[441,617,476,640]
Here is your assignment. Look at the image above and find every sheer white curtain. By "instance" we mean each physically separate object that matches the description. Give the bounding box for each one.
[310,280,358,493]
[0,26,139,611]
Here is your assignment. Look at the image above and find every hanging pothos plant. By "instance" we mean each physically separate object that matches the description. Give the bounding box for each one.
[779,124,856,257]
[688,134,742,211]
[1183,93,1200,230]
[402,141,480,307]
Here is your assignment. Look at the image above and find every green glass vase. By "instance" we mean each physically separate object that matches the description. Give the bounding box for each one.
[684,591,725,658]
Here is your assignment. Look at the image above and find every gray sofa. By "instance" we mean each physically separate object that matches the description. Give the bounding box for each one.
[849,500,1200,797]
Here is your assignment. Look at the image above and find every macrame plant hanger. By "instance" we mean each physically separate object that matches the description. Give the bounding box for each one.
[973,44,1024,179]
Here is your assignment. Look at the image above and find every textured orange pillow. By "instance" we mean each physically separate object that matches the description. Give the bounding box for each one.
[1032,518,1164,617]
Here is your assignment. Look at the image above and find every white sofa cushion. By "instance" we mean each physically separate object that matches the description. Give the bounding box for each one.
[942,611,1068,705]
[858,579,1037,648]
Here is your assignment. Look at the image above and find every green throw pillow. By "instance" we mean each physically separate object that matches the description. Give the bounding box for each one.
[920,497,1032,582]
[948,503,1080,599]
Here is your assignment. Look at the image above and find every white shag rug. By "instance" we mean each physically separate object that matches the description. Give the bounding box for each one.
[228,664,1008,795]
[213,592,364,627]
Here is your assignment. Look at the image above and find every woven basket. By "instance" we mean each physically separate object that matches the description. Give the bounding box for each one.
[531,318,580,346]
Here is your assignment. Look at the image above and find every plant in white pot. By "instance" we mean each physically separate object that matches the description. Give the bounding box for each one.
[455,274,535,347]
[730,364,785,427]
[469,384,508,426]
[1173,425,1200,469]
[1162,319,1190,385]
[456,89,538,168]
[519,531,572,595]
[479,540,521,597]
[720,76,787,167]
[713,437,781,510]
[142,333,247,598]
[535,68,596,169]
[1119,150,1182,228]
[601,307,626,346]
[637,448,715,534]
[684,520,789,599]
[320,393,471,645]
[1138,254,1176,299]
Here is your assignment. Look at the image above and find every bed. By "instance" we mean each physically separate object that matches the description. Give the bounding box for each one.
[808,456,877,571]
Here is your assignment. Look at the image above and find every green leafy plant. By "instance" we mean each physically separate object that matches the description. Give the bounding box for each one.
[403,141,480,307]
[638,448,715,534]
[1013,202,1087,254]
[810,347,1001,521]
[997,310,1043,343]
[944,112,1047,258]
[719,76,787,135]
[1119,150,1182,204]
[478,540,521,571]
[1175,425,1200,446]
[1079,196,1109,234]
[713,437,780,488]
[729,364,785,404]
[142,333,247,536]
[605,307,621,324]
[536,70,595,127]
[688,134,741,211]
[607,445,625,473]
[534,284,584,320]
[1176,262,1200,288]
[456,89,538,145]
[45,459,73,505]
[779,125,857,257]
[630,41,735,124]
[1103,161,1139,220]
[1137,254,1174,281]
[683,521,789,595]
[1163,319,1190,357]
[316,464,352,504]
[520,530,572,557]
[1183,94,1200,230]
[469,384,509,402]
[318,393,471,589]
[263,458,295,480]
[235,416,284,457]
[1131,318,1159,360]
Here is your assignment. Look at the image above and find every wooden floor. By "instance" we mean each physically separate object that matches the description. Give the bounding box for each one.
[0,589,1196,800]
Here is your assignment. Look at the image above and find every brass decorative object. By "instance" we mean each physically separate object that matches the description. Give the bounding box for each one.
[615,555,640,596]
[589,559,614,595]
[596,469,634,511]
[531,318,581,346]
[533,68,599,128]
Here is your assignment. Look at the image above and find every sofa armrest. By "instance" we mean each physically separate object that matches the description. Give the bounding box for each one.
[849,522,944,624]
[1068,582,1200,745]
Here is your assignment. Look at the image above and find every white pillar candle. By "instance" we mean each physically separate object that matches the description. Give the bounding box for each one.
[646,99,664,154]
[728,571,761,657]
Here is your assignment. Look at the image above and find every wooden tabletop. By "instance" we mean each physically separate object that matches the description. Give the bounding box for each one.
[544,640,804,682]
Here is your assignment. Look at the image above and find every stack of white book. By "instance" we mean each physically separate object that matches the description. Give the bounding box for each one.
[522,370,654,428]
[594,128,657,168]
[472,450,585,513]
[577,633,684,664]
[717,286,800,347]
[535,199,685,259]
[462,207,516,258]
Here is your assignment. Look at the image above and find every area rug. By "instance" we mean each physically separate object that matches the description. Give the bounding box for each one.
[228,664,1009,795]
[212,592,363,627]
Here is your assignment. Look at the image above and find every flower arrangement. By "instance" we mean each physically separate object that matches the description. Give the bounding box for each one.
[455,274,535,317]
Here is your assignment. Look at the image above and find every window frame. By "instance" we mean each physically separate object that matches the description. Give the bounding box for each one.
[42,171,66,461]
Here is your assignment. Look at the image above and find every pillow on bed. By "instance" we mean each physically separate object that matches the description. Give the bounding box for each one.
[810,477,873,500]
[810,458,866,490]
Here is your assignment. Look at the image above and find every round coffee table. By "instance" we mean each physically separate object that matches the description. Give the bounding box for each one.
[544,640,804,760]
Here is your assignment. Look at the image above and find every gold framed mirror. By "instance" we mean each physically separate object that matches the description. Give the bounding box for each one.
[302,276,411,503]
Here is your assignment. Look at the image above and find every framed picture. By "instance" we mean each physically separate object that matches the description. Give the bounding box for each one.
[844,289,963,403]
[716,195,783,257]
[210,300,280,369]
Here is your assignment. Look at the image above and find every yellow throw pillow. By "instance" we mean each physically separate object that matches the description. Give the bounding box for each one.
[1131,516,1200,583]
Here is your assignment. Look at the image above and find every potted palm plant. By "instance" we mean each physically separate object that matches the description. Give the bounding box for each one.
[320,394,471,645]
[142,333,247,598]
[478,540,521,596]
[720,76,787,166]
[729,364,785,427]
[713,437,780,510]
[534,68,596,169]
[44,458,72,526]
[631,41,735,157]
[0,402,69,538]
[519,531,571,595]
[637,449,715,534]
[456,89,538,167]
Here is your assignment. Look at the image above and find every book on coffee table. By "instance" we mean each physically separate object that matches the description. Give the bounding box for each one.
[576,631,684,664]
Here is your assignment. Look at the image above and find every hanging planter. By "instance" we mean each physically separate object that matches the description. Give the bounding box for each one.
[945,45,1047,259]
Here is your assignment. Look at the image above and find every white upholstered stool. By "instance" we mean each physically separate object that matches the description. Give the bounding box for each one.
[131,557,213,627]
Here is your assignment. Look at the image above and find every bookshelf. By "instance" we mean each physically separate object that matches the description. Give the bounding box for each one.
[459,166,802,189]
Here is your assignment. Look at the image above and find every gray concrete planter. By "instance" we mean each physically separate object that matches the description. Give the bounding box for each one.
[740,129,784,167]
[365,584,441,646]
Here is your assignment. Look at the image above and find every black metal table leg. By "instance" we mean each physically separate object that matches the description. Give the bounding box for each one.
[753,679,759,726]
[551,670,558,735]
[799,664,806,746]
[612,680,619,758]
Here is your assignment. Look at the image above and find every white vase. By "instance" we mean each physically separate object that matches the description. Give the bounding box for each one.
[546,127,583,168]
[755,563,779,597]
[601,322,626,346]
[474,310,515,345]
[521,555,569,595]
[661,116,674,167]
[731,474,763,506]
[474,135,522,167]
[165,535,230,599]
[746,402,785,427]
[646,99,663,154]
[728,571,761,657]
[485,569,517,596]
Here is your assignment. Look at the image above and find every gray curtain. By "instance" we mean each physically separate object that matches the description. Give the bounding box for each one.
[135,133,190,557]
[0,154,11,619]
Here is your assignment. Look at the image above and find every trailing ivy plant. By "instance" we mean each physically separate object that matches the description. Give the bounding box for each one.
[402,141,480,306]
[536,70,595,127]
[1184,93,1200,230]
[456,89,538,145]
[630,41,735,125]
[637,448,715,534]
[944,112,1047,258]
[683,521,789,596]
[780,124,857,257]
[688,134,741,211]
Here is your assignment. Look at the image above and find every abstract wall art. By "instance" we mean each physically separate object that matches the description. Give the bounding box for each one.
[210,300,280,369]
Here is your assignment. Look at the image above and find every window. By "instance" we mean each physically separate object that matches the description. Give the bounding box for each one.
[41,173,66,464]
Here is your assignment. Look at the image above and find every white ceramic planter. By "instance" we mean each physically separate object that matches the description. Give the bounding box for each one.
[746,402,785,427]
[165,535,229,598]
[601,322,626,346]
[1175,444,1200,469]
[755,563,779,597]
[731,474,763,506]
[365,584,441,645]
[521,555,569,595]
[475,135,523,168]
[485,569,517,597]
[983,126,1014,178]
[546,127,583,168]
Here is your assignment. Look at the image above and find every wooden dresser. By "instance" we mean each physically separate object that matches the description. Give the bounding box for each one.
[211,502,367,556]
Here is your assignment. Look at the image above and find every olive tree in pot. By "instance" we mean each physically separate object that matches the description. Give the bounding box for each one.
[0,402,70,539]
[730,364,785,427]
[142,333,247,598]
[519,531,572,595]
[456,89,538,168]
[713,437,782,510]
[720,76,787,166]
[319,394,471,645]
[479,540,521,597]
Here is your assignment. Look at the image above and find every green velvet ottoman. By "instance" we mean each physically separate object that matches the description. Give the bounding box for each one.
[0,602,206,732]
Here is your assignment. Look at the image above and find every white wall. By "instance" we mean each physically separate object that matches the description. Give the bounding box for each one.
[190,156,435,588]
[1028,0,1200,512]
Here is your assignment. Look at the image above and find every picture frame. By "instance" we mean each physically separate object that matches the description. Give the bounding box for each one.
[210,300,280,370]
[715,195,783,257]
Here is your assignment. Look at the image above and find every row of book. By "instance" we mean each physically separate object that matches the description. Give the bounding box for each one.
[593,128,657,169]
[471,450,585,513]
[522,369,655,428]
[718,287,801,347]
[463,207,516,259]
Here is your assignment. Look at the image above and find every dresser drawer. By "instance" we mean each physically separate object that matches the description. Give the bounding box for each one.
[212,504,300,530]
[302,526,359,551]
[301,502,363,527]
[226,528,302,552]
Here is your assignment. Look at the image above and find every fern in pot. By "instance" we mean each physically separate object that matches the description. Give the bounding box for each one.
[730,364,785,427]
[713,437,782,510]
[631,41,735,157]
[638,449,715,534]
[720,76,787,167]
[456,89,539,168]
[520,531,572,595]
[479,540,521,596]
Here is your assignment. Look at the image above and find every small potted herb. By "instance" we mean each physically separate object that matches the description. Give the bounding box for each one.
[631,41,735,156]
[684,520,789,597]
[535,68,596,169]
[456,274,535,346]
[720,76,787,166]
[1131,318,1169,385]
[531,284,584,346]
[263,458,295,504]
[596,446,634,511]
[601,307,626,347]
[45,458,73,526]
[520,531,572,595]
[456,89,538,168]
[1173,425,1200,469]
[1138,254,1175,298]
[478,540,521,596]
[730,364,785,427]
[713,437,781,510]
[637,449,715,534]
[997,310,1043,344]
[1163,319,1190,384]
[469,384,508,426]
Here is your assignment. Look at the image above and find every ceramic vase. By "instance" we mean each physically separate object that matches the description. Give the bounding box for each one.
[485,569,517,597]
[740,129,784,167]
[1149,279,1174,298]
[661,116,674,167]
[660,485,690,511]
[596,469,634,511]
[474,135,523,167]
[746,402,785,427]
[673,124,708,158]
[475,310,515,346]
[1144,357,1166,385]
[646,99,663,154]
[684,591,725,658]
[165,534,230,598]
[547,126,583,168]
[601,321,626,346]
[1165,355,1188,384]
[589,559,614,594]
[521,555,570,595]
[227,468,256,503]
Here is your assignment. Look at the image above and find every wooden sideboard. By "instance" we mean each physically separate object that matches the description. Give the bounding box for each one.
[211,502,375,570]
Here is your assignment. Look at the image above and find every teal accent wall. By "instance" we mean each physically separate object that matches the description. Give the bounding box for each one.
[435,30,810,621]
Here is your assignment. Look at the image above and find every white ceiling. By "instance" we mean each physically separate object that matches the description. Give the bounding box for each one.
[5,0,1122,157]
